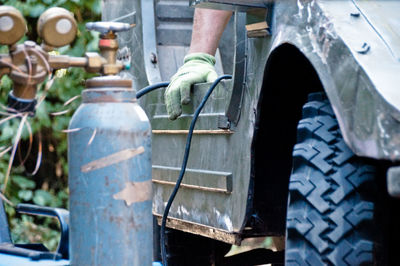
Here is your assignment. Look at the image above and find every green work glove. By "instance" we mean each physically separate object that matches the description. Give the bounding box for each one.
[164,53,218,120]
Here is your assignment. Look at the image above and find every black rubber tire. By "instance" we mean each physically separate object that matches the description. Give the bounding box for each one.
[285,92,381,265]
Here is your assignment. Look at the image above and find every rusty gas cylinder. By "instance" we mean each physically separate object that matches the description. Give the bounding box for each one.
[68,76,152,265]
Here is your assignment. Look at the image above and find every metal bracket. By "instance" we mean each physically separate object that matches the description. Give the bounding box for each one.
[140,0,162,84]
[225,12,247,126]
[16,204,69,259]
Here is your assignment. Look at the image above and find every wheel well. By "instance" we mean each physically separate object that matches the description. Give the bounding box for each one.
[247,43,324,236]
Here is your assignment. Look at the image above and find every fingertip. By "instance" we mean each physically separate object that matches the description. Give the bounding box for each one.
[181,97,191,105]
[180,82,191,105]
[206,71,218,83]
[168,109,182,120]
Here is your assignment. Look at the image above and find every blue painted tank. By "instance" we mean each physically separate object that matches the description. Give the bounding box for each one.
[68,76,152,265]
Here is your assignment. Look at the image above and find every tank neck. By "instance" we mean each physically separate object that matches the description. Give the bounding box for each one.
[83,76,136,103]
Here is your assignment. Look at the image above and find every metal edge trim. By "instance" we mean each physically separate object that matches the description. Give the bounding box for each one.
[154,214,242,245]
[141,0,162,84]
[152,179,232,194]
[152,129,234,135]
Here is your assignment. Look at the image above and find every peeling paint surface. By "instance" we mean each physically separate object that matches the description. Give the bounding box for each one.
[113,180,152,206]
[68,86,152,265]
[81,146,145,173]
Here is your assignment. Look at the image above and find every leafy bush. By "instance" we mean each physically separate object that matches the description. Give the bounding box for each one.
[0,0,100,251]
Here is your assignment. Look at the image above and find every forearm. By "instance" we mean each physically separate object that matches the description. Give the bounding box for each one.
[189,8,233,56]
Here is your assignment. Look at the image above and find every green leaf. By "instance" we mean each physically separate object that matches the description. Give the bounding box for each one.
[18,190,33,201]
[56,0,68,5]
[0,126,15,141]
[0,76,12,91]
[90,1,101,15]
[33,190,53,206]
[1,0,101,251]
[12,176,36,189]
[29,4,46,18]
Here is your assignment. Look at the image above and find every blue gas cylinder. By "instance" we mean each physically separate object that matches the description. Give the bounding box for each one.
[68,76,152,265]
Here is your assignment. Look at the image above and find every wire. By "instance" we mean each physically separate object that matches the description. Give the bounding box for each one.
[159,75,232,266]
[126,75,232,265]
[136,82,170,99]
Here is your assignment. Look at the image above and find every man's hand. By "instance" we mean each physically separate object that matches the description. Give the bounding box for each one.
[164,53,217,120]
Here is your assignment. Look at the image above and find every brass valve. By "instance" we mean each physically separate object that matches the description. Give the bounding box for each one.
[0,6,134,113]
[86,22,133,75]
[8,41,49,99]
[37,7,77,50]
[0,6,27,46]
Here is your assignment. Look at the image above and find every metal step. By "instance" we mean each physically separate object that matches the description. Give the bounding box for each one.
[154,0,224,81]
[156,0,194,20]
[155,0,194,46]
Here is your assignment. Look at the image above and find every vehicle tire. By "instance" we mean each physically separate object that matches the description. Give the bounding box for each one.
[164,228,231,266]
[285,92,382,265]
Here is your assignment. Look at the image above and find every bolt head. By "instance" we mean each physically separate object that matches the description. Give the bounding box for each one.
[24,40,36,48]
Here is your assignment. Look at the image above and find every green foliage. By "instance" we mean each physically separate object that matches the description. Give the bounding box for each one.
[0,0,100,251]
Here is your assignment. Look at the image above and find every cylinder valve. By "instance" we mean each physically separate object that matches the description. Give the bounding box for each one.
[0,6,27,46]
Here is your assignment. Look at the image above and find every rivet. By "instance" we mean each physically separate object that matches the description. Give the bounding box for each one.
[150,52,157,64]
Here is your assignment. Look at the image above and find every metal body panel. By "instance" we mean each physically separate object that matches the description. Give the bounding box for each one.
[268,0,400,160]
[102,0,400,243]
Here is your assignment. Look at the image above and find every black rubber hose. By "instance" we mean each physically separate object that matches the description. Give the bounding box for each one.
[159,75,232,266]
[136,82,170,99]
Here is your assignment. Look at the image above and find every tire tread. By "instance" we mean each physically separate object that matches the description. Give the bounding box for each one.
[286,92,378,265]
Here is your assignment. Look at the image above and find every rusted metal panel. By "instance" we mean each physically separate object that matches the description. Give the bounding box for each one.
[68,81,153,265]
[154,215,242,245]
[103,0,400,245]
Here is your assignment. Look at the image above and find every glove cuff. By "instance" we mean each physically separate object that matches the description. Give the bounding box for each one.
[184,53,216,65]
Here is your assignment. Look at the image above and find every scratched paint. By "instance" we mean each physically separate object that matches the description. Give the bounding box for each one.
[113,180,152,206]
[81,146,145,173]
[68,82,152,265]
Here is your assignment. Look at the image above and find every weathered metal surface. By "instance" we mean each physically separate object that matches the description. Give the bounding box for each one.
[141,0,162,84]
[141,0,226,83]
[268,0,400,160]
[152,165,233,193]
[106,0,267,242]
[104,0,400,245]
[68,77,152,265]
[225,12,246,126]
[387,166,400,198]
[150,79,258,236]
[154,215,242,245]
[85,76,132,88]
[156,0,194,46]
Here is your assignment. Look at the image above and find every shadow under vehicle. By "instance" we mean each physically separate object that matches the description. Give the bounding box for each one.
[102,0,400,264]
